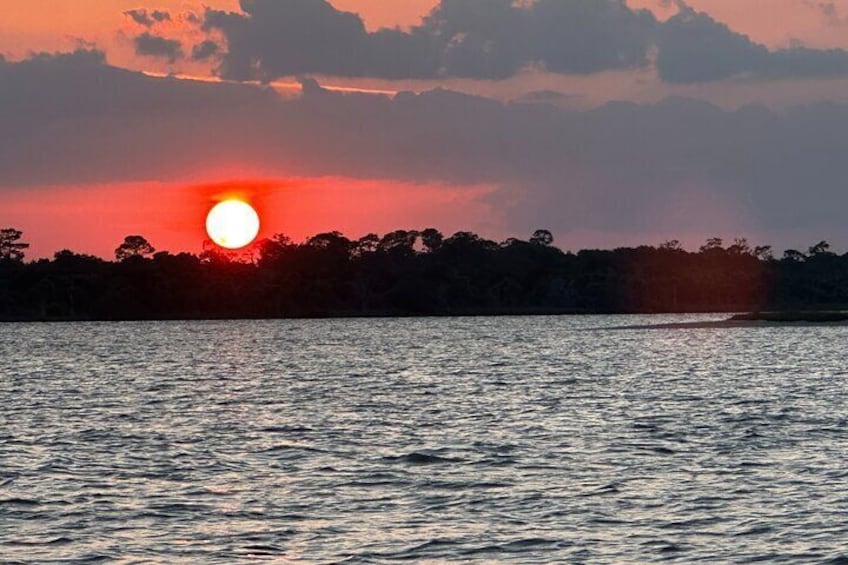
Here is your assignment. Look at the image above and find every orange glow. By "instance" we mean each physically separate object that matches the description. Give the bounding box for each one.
[332,0,434,29]
[206,199,261,249]
[0,177,498,259]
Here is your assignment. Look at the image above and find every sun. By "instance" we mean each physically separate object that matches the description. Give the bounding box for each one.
[206,199,261,249]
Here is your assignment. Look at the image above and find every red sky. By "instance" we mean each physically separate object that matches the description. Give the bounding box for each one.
[4,179,497,259]
[7,177,777,260]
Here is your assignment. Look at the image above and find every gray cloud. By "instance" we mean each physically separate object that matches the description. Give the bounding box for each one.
[185,11,203,25]
[518,0,657,75]
[124,9,172,28]
[134,32,184,63]
[5,50,848,244]
[193,0,848,84]
[191,40,220,62]
[202,0,657,81]
[656,7,768,83]
[658,6,848,82]
[202,0,438,80]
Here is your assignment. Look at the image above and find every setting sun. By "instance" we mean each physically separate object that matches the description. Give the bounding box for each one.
[205,199,260,249]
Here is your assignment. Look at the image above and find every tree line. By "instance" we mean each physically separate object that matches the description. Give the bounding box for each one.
[1,227,847,321]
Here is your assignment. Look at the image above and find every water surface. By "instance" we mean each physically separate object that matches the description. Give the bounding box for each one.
[2,316,848,563]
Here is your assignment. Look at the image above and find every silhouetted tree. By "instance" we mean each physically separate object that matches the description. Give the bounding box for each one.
[0,228,29,262]
[783,249,806,262]
[307,232,352,252]
[809,240,832,256]
[754,245,773,261]
[199,245,232,264]
[379,230,419,255]
[257,233,294,264]
[728,238,751,255]
[115,235,155,261]
[530,229,554,246]
[4,228,848,321]
[421,228,444,253]
[354,233,380,256]
[700,237,724,253]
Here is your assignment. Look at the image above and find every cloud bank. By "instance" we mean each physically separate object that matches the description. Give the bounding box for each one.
[175,0,848,84]
[133,33,184,63]
[658,6,848,82]
[4,49,848,246]
[124,9,172,28]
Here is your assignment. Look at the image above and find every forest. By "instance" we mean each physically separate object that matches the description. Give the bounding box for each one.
[1,227,847,321]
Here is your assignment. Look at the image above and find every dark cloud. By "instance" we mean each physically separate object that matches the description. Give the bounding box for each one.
[184,11,203,25]
[656,8,769,83]
[203,0,369,80]
[766,46,848,79]
[191,40,220,62]
[419,0,523,79]
[202,0,656,81]
[194,0,848,84]
[202,0,438,80]
[124,9,172,28]
[0,49,278,186]
[657,6,848,82]
[296,76,327,96]
[814,1,848,26]
[6,50,848,247]
[521,0,657,74]
[134,32,184,63]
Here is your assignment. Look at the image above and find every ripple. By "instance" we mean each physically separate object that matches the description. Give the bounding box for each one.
[381,452,464,465]
[2,316,848,562]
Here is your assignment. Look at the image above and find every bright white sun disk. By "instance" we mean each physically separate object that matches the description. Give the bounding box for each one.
[206,200,260,249]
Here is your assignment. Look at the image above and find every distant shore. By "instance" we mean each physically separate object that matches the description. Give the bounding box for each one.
[5,311,848,326]
[5,229,848,322]
[729,311,848,323]
[608,311,848,330]
[0,309,742,323]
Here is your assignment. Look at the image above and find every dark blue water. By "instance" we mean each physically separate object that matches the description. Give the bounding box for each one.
[2,316,848,563]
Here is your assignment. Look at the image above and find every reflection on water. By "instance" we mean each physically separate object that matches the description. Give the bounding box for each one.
[2,316,848,563]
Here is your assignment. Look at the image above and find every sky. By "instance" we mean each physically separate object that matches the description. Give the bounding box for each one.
[5,0,848,258]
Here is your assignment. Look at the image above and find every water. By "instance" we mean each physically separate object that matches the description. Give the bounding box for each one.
[2,316,848,563]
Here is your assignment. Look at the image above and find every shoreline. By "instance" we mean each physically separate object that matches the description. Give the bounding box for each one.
[3,311,848,327]
[605,311,848,330]
[606,320,848,330]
